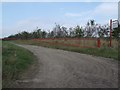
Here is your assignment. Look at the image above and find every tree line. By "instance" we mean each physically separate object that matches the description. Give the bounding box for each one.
[7,20,120,40]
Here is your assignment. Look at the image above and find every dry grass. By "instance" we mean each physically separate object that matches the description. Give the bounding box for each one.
[38,38,97,48]
[100,39,118,49]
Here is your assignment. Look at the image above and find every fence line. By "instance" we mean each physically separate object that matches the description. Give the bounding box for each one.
[2,37,103,48]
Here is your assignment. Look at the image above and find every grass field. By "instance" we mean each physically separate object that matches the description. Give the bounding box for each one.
[2,41,36,88]
[14,39,119,60]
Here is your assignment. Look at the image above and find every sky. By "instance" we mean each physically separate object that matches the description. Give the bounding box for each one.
[1,1,119,38]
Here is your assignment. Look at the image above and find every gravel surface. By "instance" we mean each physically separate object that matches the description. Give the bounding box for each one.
[13,44,118,88]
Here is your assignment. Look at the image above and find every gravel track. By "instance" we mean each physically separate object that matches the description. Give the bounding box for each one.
[13,44,118,88]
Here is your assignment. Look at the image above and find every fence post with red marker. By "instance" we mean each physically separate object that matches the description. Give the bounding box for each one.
[97,38,101,48]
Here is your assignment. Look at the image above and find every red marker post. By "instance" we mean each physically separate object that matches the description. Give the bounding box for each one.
[97,38,101,48]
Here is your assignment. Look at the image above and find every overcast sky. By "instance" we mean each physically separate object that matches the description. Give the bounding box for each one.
[1,1,119,38]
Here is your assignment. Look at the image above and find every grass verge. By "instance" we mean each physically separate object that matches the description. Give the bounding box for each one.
[14,40,119,60]
[2,41,36,88]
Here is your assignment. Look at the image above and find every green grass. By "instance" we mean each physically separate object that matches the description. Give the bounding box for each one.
[2,41,36,88]
[14,40,119,60]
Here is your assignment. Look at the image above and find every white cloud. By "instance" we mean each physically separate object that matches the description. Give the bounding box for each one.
[16,18,55,32]
[2,18,53,37]
[65,2,118,25]
[1,0,120,2]
[92,2,118,24]
[2,2,119,38]
[2,16,86,38]
[94,3,118,16]
[65,3,117,17]
[65,11,92,17]
[65,13,82,17]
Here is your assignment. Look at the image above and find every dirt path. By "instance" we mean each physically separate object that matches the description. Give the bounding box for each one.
[13,44,118,88]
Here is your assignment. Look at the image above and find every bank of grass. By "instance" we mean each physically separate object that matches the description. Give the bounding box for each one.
[2,41,36,88]
[14,40,119,60]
